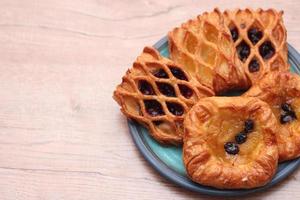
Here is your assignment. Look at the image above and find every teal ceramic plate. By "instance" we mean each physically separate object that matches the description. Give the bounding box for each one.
[128,36,300,197]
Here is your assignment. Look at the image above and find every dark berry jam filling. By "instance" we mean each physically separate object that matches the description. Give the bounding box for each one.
[166,102,184,116]
[169,66,188,81]
[237,41,250,62]
[144,100,164,116]
[247,28,263,45]
[153,68,169,79]
[224,142,239,155]
[138,80,154,95]
[178,84,193,99]
[230,27,239,42]
[259,41,275,60]
[156,82,176,97]
[248,59,260,73]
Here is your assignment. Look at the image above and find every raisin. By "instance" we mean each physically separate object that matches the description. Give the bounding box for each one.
[280,114,295,124]
[248,28,263,45]
[280,103,297,124]
[138,80,154,95]
[153,68,168,79]
[178,84,193,99]
[224,142,239,155]
[166,102,184,116]
[156,82,176,97]
[230,27,239,42]
[248,59,260,73]
[237,41,250,62]
[235,132,247,144]
[259,41,275,60]
[244,119,254,133]
[144,100,164,116]
[169,66,188,81]
[281,103,293,113]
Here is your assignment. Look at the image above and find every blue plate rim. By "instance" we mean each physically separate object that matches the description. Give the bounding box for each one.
[127,36,300,197]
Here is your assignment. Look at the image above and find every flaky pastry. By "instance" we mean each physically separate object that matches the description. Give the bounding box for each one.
[183,97,278,189]
[223,8,289,83]
[168,8,250,94]
[244,72,300,161]
[113,47,213,145]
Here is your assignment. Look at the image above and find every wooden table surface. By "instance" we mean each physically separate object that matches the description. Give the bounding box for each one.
[1,0,300,199]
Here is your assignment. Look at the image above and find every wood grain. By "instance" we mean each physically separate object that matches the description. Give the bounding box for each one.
[0,0,300,199]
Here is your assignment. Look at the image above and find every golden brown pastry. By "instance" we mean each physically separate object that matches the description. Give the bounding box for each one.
[168,8,250,95]
[244,72,300,161]
[223,8,289,84]
[113,47,213,145]
[183,97,278,189]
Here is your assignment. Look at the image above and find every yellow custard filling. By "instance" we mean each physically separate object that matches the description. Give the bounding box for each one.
[203,110,263,165]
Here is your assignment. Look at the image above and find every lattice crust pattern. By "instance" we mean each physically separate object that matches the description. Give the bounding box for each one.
[113,47,214,145]
[168,8,250,95]
[223,8,289,83]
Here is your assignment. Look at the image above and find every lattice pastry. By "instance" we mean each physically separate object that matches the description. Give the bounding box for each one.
[113,47,213,145]
[183,97,278,189]
[168,8,250,95]
[223,8,289,83]
[244,72,300,161]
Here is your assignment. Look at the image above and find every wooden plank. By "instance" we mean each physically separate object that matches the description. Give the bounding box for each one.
[0,0,299,199]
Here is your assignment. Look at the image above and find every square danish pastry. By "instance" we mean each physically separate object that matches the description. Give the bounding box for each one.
[244,72,300,161]
[183,97,278,189]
